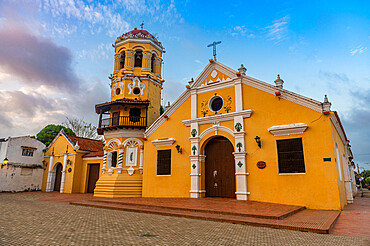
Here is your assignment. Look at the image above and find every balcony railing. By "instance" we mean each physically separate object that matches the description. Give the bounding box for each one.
[99,116,147,130]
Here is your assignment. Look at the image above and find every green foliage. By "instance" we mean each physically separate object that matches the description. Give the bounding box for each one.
[360,170,370,179]
[365,177,370,184]
[36,125,75,146]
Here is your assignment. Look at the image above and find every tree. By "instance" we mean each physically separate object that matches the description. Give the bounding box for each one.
[36,125,75,146]
[62,117,103,141]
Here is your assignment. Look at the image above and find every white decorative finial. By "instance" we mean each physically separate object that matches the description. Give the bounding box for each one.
[274,74,284,89]
[74,141,80,151]
[238,64,247,75]
[322,94,331,114]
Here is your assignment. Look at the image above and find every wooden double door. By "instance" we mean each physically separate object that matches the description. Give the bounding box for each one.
[87,164,100,193]
[205,136,236,198]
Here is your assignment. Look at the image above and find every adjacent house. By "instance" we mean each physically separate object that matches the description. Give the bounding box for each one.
[0,136,45,192]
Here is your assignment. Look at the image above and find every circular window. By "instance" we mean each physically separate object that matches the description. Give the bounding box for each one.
[133,87,141,95]
[209,96,223,112]
[116,88,121,95]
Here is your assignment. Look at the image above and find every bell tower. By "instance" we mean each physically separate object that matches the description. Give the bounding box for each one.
[96,27,164,136]
[94,28,164,198]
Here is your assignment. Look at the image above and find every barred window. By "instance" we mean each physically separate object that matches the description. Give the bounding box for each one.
[157,150,171,175]
[22,148,34,157]
[277,138,305,173]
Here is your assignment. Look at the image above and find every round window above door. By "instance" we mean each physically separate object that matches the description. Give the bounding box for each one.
[209,96,223,113]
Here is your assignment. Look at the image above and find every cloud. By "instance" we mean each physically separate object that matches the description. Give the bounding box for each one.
[265,15,290,42]
[0,23,80,90]
[318,71,350,84]
[231,25,248,37]
[341,89,370,165]
[0,80,110,137]
[350,46,367,56]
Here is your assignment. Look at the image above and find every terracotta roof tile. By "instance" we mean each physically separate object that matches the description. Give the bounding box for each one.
[83,151,104,157]
[67,135,104,152]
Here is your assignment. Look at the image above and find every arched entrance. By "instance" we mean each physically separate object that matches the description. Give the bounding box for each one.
[53,163,63,191]
[205,136,235,198]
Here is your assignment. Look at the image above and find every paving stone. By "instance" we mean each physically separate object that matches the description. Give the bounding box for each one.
[0,192,368,246]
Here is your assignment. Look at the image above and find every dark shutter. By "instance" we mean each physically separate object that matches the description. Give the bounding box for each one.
[277,138,305,173]
[111,152,117,168]
[157,150,171,175]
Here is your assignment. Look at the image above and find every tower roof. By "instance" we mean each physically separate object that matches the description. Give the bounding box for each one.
[116,28,163,49]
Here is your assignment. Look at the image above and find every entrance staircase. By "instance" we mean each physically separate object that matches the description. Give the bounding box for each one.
[70,197,341,234]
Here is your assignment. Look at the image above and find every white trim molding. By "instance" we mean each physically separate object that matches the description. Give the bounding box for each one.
[330,114,347,145]
[182,109,253,127]
[199,125,235,140]
[151,138,176,147]
[268,123,308,136]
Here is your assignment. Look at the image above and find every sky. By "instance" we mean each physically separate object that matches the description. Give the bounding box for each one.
[0,0,369,170]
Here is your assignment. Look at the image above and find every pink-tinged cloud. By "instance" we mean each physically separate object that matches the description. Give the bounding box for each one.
[0,23,80,90]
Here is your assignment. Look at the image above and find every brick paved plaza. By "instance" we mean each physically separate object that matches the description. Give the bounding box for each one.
[0,192,368,246]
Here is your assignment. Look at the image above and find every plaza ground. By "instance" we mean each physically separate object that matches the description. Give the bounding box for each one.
[0,192,369,246]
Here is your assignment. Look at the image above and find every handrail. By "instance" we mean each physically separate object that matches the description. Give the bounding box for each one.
[100,116,147,128]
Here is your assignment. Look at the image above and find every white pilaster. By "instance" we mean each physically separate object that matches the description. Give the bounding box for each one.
[235,79,243,112]
[139,148,144,174]
[60,153,68,193]
[46,155,54,192]
[189,155,205,198]
[234,152,248,200]
[191,89,198,119]
[343,145,353,203]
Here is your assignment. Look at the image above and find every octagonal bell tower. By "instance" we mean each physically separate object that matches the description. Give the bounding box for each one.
[94,28,164,198]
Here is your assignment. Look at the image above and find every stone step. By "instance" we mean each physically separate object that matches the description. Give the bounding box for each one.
[88,198,304,220]
[70,200,340,234]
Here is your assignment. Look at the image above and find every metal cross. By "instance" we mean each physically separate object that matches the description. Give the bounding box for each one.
[207,41,222,61]
[140,21,144,30]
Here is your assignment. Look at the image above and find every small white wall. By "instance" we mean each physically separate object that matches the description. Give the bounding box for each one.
[0,136,45,192]
[0,166,43,192]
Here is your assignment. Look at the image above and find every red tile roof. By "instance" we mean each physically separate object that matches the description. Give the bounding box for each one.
[95,98,150,113]
[67,135,104,152]
[83,151,104,157]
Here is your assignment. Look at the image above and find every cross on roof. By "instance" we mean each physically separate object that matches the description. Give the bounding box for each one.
[207,41,222,61]
[140,21,144,30]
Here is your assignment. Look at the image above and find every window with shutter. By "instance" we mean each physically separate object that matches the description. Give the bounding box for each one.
[277,138,305,173]
[157,150,171,175]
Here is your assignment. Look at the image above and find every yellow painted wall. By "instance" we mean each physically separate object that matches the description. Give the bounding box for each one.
[330,121,348,209]
[81,159,103,193]
[143,95,192,197]
[41,134,103,194]
[197,86,235,118]
[239,84,343,210]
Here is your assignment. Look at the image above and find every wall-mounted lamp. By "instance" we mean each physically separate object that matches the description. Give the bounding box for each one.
[2,157,9,167]
[67,159,72,165]
[42,160,47,167]
[254,136,261,148]
[176,145,182,154]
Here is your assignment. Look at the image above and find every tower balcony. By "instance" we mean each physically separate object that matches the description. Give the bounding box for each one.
[98,116,147,134]
[95,98,150,135]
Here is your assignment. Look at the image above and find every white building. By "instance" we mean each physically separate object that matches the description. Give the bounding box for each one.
[0,136,45,192]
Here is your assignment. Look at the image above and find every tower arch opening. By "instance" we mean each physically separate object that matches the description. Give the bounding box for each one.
[119,51,125,69]
[151,53,156,73]
[134,50,143,67]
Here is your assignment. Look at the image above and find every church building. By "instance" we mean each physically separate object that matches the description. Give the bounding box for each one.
[46,28,357,211]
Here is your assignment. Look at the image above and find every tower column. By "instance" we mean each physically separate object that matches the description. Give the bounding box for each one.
[114,54,120,73]
[154,57,162,78]
[142,50,151,73]
[124,49,134,73]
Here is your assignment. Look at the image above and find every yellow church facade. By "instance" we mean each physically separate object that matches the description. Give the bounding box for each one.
[41,130,104,194]
[46,28,356,211]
